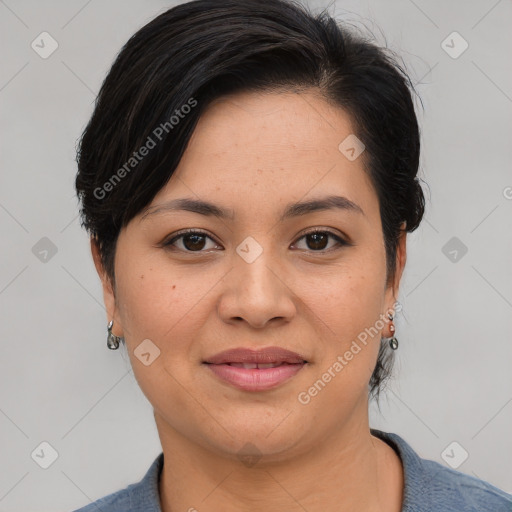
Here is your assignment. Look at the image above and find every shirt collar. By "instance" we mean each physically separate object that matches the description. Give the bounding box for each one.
[129,451,164,511]
[371,428,432,512]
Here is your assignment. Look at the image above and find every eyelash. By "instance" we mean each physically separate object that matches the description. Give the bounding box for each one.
[163,228,349,254]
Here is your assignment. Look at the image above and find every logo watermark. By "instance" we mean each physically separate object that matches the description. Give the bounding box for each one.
[297,301,402,405]
[93,97,198,200]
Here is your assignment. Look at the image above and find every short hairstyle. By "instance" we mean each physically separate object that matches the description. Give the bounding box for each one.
[75,0,426,400]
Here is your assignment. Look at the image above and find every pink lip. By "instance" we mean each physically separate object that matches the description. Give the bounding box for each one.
[204,347,307,365]
[205,362,306,391]
[203,347,308,391]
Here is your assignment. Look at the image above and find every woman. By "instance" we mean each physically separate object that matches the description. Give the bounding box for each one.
[72,0,512,510]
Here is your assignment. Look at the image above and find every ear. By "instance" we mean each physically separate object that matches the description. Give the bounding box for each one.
[90,237,123,335]
[386,221,407,308]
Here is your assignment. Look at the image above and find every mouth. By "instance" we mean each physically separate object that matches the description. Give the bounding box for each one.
[203,346,307,365]
[218,362,303,369]
[203,347,308,391]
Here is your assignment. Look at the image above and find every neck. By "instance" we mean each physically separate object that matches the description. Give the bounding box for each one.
[155,402,403,512]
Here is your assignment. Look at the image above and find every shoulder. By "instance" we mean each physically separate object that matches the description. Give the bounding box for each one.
[420,457,512,512]
[72,487,131,512]
[371,429,512,512]
[71,453,164,512]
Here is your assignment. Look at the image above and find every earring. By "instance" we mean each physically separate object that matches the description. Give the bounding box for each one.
[107,320,124,350]
[387,312,399,350]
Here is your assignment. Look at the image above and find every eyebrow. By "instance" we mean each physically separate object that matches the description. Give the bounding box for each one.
[140,195,364,222]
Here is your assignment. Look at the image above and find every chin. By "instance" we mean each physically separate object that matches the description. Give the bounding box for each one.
[201,413,308,461]
[211,435,302,466]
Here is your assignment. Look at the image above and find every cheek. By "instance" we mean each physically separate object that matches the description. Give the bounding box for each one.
[299,253,386,341]
[114,253,224,394]
[113,259,206,413]
[298,253,386,399]
[114,250,204,343]
[301,274,385,412]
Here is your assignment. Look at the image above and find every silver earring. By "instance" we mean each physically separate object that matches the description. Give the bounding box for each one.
[387,312,399,350]
[107,320,124,350]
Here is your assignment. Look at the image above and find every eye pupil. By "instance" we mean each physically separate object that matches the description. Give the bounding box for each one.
[307,232,328,250]
[183,234,206,251]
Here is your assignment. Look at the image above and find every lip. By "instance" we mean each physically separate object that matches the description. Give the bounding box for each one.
[203,347,308,392]
[203,347,307,365]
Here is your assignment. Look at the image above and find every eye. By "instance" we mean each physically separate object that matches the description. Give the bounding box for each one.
[291,229,348,252]
[163,228,349,254]
[163,229,221,252]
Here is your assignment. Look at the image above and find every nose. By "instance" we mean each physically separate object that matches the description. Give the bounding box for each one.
[217,248,297,329]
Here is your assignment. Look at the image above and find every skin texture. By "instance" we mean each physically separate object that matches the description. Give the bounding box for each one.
[92,90,407,512]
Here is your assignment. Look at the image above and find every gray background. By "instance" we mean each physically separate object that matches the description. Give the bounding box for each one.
[1,0,511,510]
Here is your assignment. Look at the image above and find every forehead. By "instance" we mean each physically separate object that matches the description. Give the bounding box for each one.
[191,89,355,157]
[148,90,378,223]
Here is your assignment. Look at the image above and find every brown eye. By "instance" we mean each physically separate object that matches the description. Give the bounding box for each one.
[164,230,220,252]
[292,230,347,252]
[306,232,329,250]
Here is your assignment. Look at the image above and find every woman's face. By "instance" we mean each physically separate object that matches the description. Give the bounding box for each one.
[94,90,406,461]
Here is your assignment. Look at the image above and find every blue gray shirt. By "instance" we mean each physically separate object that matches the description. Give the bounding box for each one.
[72,429,512,511]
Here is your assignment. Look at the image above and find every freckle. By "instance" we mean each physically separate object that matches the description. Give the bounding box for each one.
[172,285,176,289]
[140,275,144,279]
